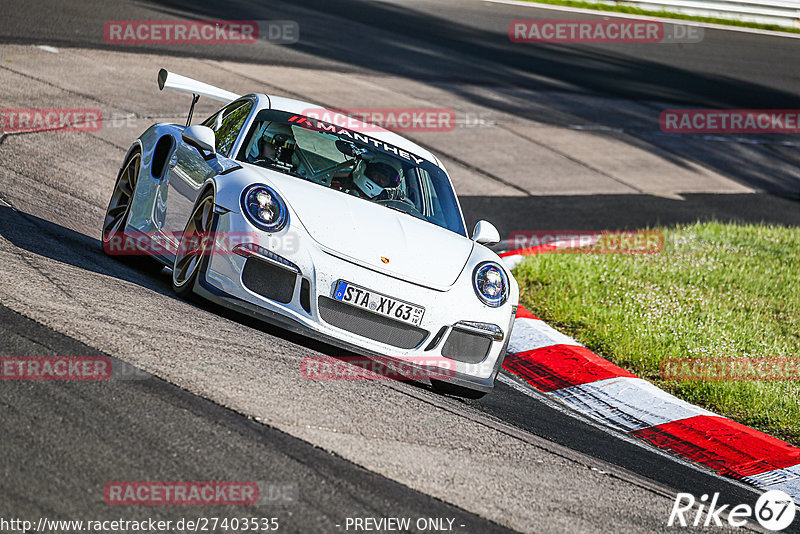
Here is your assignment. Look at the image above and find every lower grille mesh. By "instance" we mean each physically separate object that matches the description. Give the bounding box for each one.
[317,297,428,349]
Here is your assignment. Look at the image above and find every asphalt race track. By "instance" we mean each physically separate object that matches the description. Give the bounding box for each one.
[1,0,799,532]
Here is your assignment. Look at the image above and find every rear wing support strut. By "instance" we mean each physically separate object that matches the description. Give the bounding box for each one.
[186,94,200,127]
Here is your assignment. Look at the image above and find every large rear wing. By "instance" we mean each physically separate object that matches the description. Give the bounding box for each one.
[157,68,240,126]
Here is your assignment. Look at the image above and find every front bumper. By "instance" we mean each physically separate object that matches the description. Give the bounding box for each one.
[195,211,516,393]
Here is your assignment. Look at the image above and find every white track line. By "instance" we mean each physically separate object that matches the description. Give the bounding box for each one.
[552,376,717,431]
[507,317,583,354]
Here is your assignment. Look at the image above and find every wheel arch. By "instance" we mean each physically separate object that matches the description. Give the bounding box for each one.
[120,140,144,173]
[198,179,218,209]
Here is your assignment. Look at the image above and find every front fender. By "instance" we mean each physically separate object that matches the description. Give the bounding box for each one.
[209,163,294,215]
[208,167,262,214]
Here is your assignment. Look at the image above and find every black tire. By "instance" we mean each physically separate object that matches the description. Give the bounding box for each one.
[172,190,216,299]
[430,379,488,400]
[101,149,163,273]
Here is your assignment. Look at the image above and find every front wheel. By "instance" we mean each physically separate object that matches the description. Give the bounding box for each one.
[172,190,216,299]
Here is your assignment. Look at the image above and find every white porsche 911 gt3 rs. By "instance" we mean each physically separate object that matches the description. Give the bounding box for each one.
[102,69,518,398]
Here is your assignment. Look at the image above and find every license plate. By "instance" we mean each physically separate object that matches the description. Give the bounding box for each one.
[333,280,425,326]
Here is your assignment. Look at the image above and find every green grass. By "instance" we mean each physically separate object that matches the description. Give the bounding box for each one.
[517,0,800,35]
[513,222,800,445]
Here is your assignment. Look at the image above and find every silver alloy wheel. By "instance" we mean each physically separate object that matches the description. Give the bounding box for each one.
[102,152,140,245]
[172,194,214,290]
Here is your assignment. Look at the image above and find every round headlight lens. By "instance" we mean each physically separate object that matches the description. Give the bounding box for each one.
[241,184,288,232]
[473,262,509,307]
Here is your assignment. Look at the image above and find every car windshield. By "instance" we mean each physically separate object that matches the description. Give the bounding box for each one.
[236,109,467,236]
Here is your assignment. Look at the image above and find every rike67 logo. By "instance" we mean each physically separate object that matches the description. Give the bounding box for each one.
[669,490,796,531]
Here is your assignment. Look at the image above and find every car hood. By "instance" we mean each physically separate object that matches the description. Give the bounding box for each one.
[266,171,473,289]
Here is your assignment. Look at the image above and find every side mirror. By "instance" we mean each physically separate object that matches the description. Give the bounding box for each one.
[471,220,500,246]
[182,125,216,160]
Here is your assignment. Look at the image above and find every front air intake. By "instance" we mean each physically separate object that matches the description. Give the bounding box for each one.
[441,328,493,364]
[241,257,297,304]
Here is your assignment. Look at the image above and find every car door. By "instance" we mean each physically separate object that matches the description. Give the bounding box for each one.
[159,99,254,244]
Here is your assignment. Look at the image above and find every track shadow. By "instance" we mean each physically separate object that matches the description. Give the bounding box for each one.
[3,0,800,195]
[0,206,174,296]
[460,192,800,239]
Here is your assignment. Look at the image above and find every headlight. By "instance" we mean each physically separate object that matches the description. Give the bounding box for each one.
[241,184,288,232]
[473,262,509,307]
